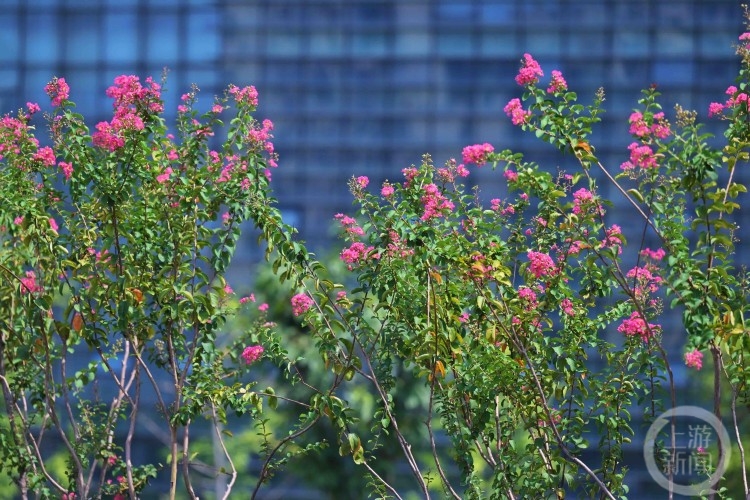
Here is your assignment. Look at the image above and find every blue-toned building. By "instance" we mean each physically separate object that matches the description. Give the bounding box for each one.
[2,0,745,496]
[3,1,743,252]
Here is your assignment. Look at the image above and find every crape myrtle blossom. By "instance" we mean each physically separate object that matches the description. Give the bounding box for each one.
[33,146,55,167]
[26,102,41,116]
[44,77,70,107]
[527,251,557,279]
[627,111,672,139]
[241,345,264,365]
[384,230,414,258]
[620,142,659,171]
[402,167,419,187]
[626,265,663,300]
[601,225,624,253]
[504,98,531,126]
[247,119,278,167]
[462,143,494,166]
[228,84,259,107]
[291,293,314,316]
[335,213,364,236]
[640,247,666,261]
[684,349,704,370]
[617,311,659,341]
[503,169,518,182]
[58,161,73,180]
[546,70,568,94]
[708,84,750,117]
[420,183,455,221]
[518,286,538,310]
[560,298,575,316]
[92,75,163,151]
[20,271,43,295]
[572,188,597,215]
[515,53,543,86]
[340,241,376,269]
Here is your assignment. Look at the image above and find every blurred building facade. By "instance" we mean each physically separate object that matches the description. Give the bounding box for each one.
[226,1,742,251]
[2,1,743,254]
[2,0,746,496]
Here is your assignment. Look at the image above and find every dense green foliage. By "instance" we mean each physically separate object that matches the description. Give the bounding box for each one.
[1,17,750,500]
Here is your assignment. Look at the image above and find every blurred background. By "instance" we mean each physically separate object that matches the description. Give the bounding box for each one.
[1,0,746,497]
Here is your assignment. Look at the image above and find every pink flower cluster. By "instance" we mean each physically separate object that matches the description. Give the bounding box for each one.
[20,271,43,294]
[291,293,314,316]
[600,225,623,253]
[44,77,70,107]
[709,85,750,117]
[239,293,256,304]
[58,161,73,180]
[546,70,568,94]
[684,349,703,370]
[560,298,575,316]
[518,286,538,309]
[503,169,518,182]
[241,345,264,365]
[571,188,597,215]
[0,116,29,162]
[628,111,671,139]
[640,247,665,261]
[93,75,162,152]
[420,183,454,221]
[515,53,543,86]
[564,239,586,257]
[340,241,375,269]
[216,154,252,185]
[384,230,414,258]
[355,176,369,189]
[402,167,419,187]
[26,102,41,116]
[620,142,659,171]
[156,167,173,184]
[617,311,658,341]
[626,265,663,300]
[461,143,494,166]
[527,251,556,279]
[381,183,395,197]
[335,213,364,236]
[229,84,259,107]
[33,146,55,167]
[106,75,163,112]
[247,119,277,167]
[504,98,531,126]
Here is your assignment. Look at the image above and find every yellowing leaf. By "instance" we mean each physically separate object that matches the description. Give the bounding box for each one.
[72,312,84,332]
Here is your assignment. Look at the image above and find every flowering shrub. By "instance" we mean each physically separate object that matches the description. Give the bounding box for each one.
[277,23,750,499]
[2,16,750,500]
[0,73,289,498]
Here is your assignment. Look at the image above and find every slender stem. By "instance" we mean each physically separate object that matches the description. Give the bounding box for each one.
[170,425,179,500]
[182,422,197,499]
[211,405,237,500]
[730,385,748,497]
[426,381,461,500]
[251,416,321,499]
[709,342,723,500]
